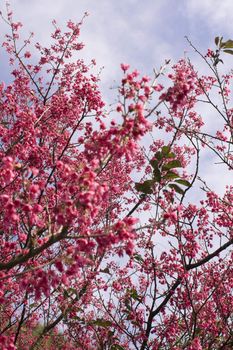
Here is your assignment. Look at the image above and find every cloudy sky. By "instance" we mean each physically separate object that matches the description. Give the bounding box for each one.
[0,0,233,196]
[1,0,233,88]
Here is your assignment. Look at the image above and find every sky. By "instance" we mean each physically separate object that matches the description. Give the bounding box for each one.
[0,0,232,196]
[2,0,233,88]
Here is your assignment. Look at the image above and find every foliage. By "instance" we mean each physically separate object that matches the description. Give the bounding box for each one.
[0,5,232,350]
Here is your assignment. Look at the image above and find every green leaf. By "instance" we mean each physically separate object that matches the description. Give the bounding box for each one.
[124,298,132,311]
[163,171,179,180]
[91,319,112,328]
[1,121,9,126]
[150,159,161,182]
[215,36,219,46]
[150,159,159,169]
[161,146,176,159]
[108,330,115,337]
[71,315,83,321]
[168,183,184,194]
[133,253,144,263]
[63,290,69,298]
[111,345,125,350]
[166,152,176,159]
[153,168,161,182]
[154,151,163,160]
[162,160,182,171]
[129,289,141,301]
[100,267,111,275]
[135,180,154,194]
[67,287,77,296]
[223,49,233,55]
[29,303,38,309]
[174,179,191,187]
[222,39,233,49]
[161,145,170,155]
[219,36,224,48]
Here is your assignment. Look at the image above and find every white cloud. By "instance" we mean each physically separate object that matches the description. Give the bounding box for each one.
[0,0,232,198]
[185,0,233,34]
[0,1,175,85]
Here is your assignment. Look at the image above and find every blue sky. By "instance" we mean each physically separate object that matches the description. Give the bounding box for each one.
[1,0,233,88]
[2,0,233,89]
[0,0,233,195]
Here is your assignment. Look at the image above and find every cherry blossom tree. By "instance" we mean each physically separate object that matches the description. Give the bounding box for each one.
[0,5,232,350]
